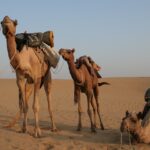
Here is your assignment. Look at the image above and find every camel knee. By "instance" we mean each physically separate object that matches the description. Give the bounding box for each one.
[87,109,92,116]
[96,101,100,107]
[23,106,28,114]
[78,108,82,114]
[32,104,39,113]
[92,107,96,113]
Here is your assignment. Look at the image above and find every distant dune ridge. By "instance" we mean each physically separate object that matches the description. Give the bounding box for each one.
[0,77,150,150]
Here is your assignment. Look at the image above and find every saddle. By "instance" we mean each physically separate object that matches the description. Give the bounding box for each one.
[15,31,59,68]
[15,31,54,51]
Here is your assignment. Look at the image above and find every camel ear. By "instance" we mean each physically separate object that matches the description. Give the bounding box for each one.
[126,110,129,116]
[72,48,75,53]
[14,20,18,26]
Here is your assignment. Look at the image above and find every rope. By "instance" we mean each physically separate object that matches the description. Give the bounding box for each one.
[128,132,135,150]
[120,132,135,150]
[119,132,123,150]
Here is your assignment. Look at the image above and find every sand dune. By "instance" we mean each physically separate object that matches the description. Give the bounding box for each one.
[0,77,150,150]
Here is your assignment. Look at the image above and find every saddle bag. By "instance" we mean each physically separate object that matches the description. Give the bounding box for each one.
[15,31,54,50]
[41,42,60,68]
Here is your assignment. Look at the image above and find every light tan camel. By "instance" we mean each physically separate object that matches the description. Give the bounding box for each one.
[120,111,150,144]
[1,16,57,137]
[59,48,105,132]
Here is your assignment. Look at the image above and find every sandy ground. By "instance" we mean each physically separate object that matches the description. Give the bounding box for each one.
[0,77,150,150]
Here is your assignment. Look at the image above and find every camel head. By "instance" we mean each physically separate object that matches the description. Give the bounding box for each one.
[59,48,75,62]
[1,16,18,36]
[120,111,141,133]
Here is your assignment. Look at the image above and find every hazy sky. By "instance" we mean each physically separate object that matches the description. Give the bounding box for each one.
[0,0,150,79]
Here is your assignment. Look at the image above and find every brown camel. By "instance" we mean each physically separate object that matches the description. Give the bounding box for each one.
[59,48,105,132]
[1,16,57,137]
[120,111,150,144]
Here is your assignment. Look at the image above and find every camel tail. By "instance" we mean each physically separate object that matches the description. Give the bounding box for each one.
[98,82,110,86]
[4,111,21,128]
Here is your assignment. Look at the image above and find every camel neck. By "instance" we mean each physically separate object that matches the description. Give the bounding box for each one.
[6,34,17,66]
[67,60,82,83]
[133,126,144,142]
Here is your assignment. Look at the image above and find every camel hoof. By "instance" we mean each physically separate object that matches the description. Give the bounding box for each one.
[77,127,82,131]
[77,124,82,131]
[91,127,97,133]
[51,128,57,132]
[95,124,99,128]
[34,128,41,138]
[101,127,104,130]
[100,124,105,130]
[22,127,27,133]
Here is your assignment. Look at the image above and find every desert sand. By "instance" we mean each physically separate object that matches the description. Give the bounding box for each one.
[0,77,150,150]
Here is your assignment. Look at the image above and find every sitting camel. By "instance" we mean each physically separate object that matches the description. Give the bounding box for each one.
[120,111,150,144]
[59,48,106,132]
[1,16,57,137]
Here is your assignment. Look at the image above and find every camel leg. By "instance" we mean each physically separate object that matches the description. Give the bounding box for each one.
[44,72,57,132]
[74,85,82,131]
[90,97,97,128]
[32,78,41,137]
[94,86,104,130]
[22,82,33,132]
[16,76,29,133]
[87,91,96,132]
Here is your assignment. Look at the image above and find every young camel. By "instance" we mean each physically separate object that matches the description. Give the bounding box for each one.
[59,48,104,132]
[1,16,57,137]
[120,111,150,144]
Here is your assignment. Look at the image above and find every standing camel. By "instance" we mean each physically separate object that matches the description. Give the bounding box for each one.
[1,16,57,137]
[59,48,105,132]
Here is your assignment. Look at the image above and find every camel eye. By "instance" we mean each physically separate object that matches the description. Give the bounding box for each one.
[130,117,137,123]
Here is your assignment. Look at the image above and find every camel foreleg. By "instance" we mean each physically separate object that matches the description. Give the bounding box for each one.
[33,79,41,137]
[75,86,82,131]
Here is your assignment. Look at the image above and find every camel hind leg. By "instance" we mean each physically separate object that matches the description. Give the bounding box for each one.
[93,86,104,130]
[44,72,57,132]
[86,91,96,132]
[90,97,98,128]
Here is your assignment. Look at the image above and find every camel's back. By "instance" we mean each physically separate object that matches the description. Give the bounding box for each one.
[80,64,98,86]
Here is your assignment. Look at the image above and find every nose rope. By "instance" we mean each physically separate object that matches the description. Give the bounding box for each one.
[120,127,135,150]
[119,132,123,150]
[127,127,135,150]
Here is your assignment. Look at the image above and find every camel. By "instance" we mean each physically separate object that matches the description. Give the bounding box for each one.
[1,16,57,137]
[59,48,105,132]
[120,111,150,144]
